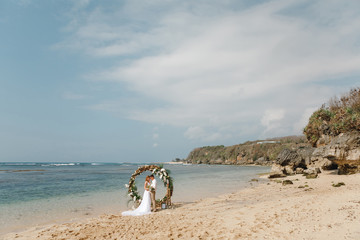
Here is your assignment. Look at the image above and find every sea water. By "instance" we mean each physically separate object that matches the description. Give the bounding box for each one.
[0,162,269,235]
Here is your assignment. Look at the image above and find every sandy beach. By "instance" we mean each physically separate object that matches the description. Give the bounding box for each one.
[2,171,360,240]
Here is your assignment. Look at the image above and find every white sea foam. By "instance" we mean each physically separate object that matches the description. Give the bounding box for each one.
[0,163,37,166]
[41,163,77,166]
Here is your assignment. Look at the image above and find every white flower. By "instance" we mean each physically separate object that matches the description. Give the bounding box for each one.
[125,184,129,188]
[133,196,136,201]
[161,168,165,172]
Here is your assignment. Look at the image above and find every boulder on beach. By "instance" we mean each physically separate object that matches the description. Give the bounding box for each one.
[310,132,360,174]
[269,147,315,178]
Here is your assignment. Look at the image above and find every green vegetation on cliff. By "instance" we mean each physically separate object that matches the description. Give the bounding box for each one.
[185,136,308,165]
[304,87,360,146]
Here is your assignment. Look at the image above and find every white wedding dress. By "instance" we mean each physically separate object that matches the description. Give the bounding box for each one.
[122,189,152,216]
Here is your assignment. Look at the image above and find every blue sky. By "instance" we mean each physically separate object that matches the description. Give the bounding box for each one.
[1,0,360,163]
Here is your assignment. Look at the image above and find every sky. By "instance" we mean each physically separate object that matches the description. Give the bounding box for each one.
[1,0,360,163]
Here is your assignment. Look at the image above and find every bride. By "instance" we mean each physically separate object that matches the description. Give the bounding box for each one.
[122,175,152,216]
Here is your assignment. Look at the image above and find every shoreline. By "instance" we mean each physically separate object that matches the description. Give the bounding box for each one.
[0,164,268,238]
[3,171,360,240]
[162,162,273,168]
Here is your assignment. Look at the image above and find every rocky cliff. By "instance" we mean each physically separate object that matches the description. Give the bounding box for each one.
[185,136,308,166]
[270,131,360,176]
[311,131,360,174]
[301,88,360,175]
[271,87,360,176]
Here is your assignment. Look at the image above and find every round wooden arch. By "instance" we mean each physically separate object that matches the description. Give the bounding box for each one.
[126,165,173,207]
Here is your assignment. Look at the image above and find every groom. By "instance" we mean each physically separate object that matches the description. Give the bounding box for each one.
[149,175,157,212]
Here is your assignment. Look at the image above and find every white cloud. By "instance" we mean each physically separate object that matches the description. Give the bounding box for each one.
[261,109,285,127]
[184,126,206,140]
[184,126,231,142]
[58,0,360,142]
[261,108,285,133]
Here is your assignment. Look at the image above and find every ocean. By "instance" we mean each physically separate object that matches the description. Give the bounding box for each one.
[0,162,269,235]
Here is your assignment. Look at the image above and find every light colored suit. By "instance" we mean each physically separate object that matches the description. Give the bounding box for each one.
[150,178,157,211]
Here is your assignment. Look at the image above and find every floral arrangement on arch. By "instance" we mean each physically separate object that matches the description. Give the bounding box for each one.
[125,164,174,205]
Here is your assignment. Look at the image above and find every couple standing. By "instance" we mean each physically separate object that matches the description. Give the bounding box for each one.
[122,175,157,216]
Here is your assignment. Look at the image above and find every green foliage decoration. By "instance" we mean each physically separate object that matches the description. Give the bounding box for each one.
[125,165,174,205]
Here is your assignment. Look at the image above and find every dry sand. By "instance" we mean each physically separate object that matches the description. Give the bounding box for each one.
[2,171,360,240]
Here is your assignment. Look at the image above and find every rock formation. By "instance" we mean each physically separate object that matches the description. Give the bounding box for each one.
[269,132,360,177]
[269,147,315,178]
[184,136,308,166]
[183,129,359,176]
[301,87,360,175]
[312,131,360,174]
